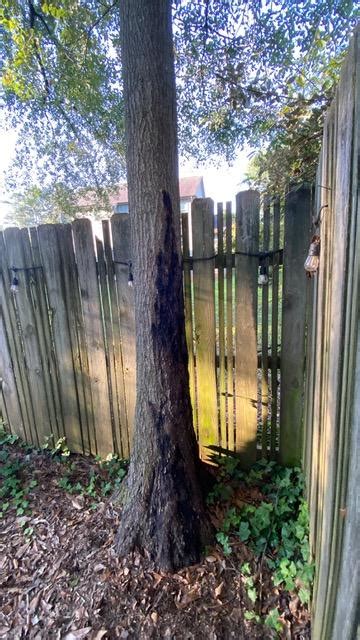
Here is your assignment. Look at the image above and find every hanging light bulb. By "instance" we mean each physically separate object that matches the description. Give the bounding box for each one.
[304,235,320,276]
[258,263,268,286]
[127,261,134,288]
[10,274,19,294]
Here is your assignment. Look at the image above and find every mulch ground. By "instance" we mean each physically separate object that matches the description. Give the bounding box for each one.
[0,445,310,639]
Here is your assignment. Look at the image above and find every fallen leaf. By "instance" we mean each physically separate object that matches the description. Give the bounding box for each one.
[94,564,106,573]
[214,582,224,599]
[206,556,217,563]
[92,630,107,640]
[64,627,92,639]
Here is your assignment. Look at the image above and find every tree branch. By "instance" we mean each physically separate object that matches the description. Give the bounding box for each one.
[87,0,120,36]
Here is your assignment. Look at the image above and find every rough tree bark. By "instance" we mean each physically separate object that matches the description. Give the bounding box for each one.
[115,0,212,571]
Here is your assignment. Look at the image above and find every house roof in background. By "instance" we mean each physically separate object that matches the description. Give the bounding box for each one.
[78,176,204,209]
[178,176,204,198]
[109,176,204,204]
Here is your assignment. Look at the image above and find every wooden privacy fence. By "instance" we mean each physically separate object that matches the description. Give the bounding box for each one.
[0,189,310,463]
[303,29,359,640]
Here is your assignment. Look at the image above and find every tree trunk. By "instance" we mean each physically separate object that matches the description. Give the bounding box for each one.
[116,0,212,571]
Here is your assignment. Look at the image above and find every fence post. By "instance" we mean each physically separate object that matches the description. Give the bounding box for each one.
[280,184,311,466]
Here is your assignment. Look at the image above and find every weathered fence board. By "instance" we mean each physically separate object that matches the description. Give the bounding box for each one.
[191,198,218,458]
[279,184,311,465]
[72,219,113,458]
[22,228,61,444]
[329,31,360,639]
[181,211,198,437]
[102,220,130,458]
[111,214,136,447]
[216,203,226,448]
[234,191,259,466]
[38,224,84,453]
[270,198,281,456]
[261,199,270,456]
[4,227,51,447]
[0,234,35,443]
[30,227,64,443]
[225,201,235,451]
[303,28,359,640]
[0,304,24,438]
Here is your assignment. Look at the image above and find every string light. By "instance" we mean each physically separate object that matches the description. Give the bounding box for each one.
[258,263,268,286]
[10,273,19,294]
[114,260,134,287]
[127,261,134,288]
[8,265,42,294]
[304,235,320,277]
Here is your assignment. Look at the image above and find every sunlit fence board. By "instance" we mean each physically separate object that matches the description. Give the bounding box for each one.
[191,198,218,459]
[234,191,259,467]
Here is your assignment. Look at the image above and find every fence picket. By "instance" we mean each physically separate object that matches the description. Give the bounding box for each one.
[234,191,259,467]
[225,201,234,451]
[0,233,34,443]
[217,203,226,448]
[3,227,51,446]
[270,198,281,457]
[279,184,311,465]
[111,213,136,447]
[38,224,84,453]
[191,198,218,459]
[72,219,113,458]
[181,211,198,436]
[21,227,61,443]
[29,227,64,442]
[102,220,129,457]
[261,199,270,456]
[0,303,24,437]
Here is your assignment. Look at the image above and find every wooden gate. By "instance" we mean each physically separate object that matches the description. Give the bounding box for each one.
[0,188,310,463]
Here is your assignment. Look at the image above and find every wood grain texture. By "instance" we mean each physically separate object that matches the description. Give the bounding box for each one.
[0,233,34,443]
[191,198,218,459]
[302,28,360,640]
[270,198,281,457]
[225,202,234,451]
[327,30,360,640]
[279,184,311,466]
[111,213,136,448]
[38,224,84,452]
[312,32,357,640]
[29,227,64,442]
[234,190,259,467]
[102,220,129,457]
[0,291,24,437]
[4,227,51,446]
[181,211,198,437]
[217,203,226,448]
[21,228,60,443]
[261,199,270,456]
[72,219,113,458]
